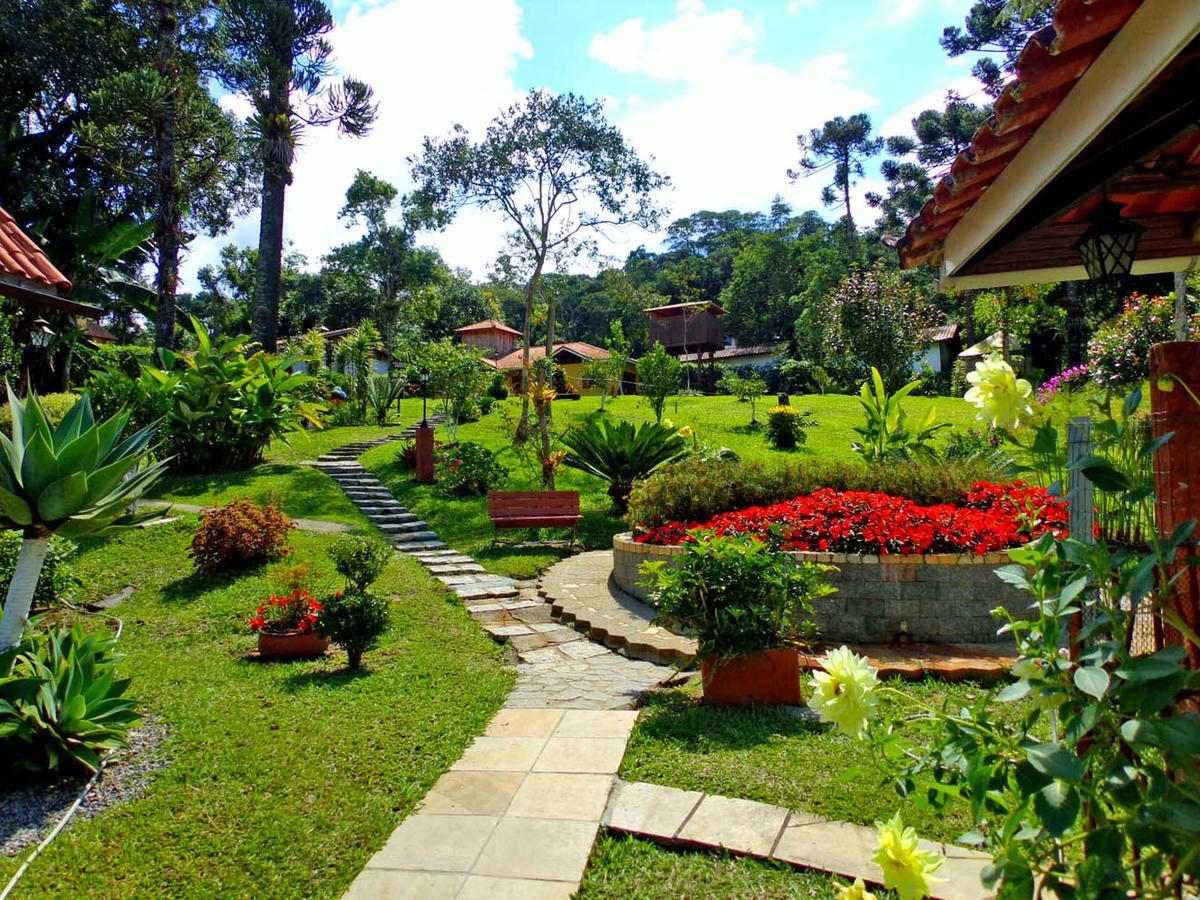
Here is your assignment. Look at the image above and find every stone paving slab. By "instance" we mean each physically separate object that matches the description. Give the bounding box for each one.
[602,779,992,900]
[540,551,697,667]
[345,708,635,899]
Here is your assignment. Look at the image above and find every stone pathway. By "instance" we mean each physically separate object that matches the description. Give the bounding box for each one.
[540,550,696,667]
[603,780,991,900]
[136,500,352,533]
[319,431,989,899]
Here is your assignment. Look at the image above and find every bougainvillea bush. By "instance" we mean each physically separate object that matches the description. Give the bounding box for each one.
[634,482,1066,556]
[1088,293,1197,388]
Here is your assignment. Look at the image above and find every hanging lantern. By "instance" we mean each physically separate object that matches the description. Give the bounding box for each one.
[30,317,55,349]
[1073,200,1144,279]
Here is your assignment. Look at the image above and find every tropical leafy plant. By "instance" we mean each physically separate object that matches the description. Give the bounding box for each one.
[852,368,948,464]
[642,532,831,657]
[335,321,383,421]
[367,375,405,425]
[0,389,166,659]
[143,316,323,472]
[0,624,139,774]
[765,404,816,449]
[562,418,687,510]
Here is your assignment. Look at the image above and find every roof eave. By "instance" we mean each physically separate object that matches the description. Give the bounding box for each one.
[0,274,102,317]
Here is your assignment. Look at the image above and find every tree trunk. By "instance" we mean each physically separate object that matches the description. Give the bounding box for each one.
[254,163,286,352]
[0,536,51,666]
[540,281,557,490]
[152,0,182,351]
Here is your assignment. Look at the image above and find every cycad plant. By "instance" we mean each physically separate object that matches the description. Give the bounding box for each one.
[562,419,686,511]
[0,389,166,662]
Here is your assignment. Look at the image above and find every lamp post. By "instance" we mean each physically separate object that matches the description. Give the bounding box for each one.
[414,368,434,484]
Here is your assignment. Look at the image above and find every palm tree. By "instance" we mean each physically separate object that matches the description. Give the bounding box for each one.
[0,390,167,666]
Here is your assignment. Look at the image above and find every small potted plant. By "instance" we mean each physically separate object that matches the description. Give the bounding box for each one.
[642,531,833,705]
[250,588,329,659]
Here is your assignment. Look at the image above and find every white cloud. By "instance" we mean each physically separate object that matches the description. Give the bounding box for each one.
[182,0,532,290]
[883,0,923,23]
[587,4,879,254]
[786,0,816,15]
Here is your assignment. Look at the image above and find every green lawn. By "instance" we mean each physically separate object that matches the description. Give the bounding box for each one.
[579,832,844,899]
[360,392,980,579]
[0,518,512,897]
[618,678,1014,846]
[150,423,413,524]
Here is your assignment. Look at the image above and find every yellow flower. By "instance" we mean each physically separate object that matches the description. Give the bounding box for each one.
[678,425,694,439]
[872,812,945,900]
[964,353,1033,432]
[807,645,878,738]
[662,418,675,430]
[1010,656,1048,681]
[835,877,877,900]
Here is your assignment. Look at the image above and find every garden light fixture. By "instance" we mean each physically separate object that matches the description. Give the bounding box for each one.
[30,317,55,348]
[1073,200,1144,280]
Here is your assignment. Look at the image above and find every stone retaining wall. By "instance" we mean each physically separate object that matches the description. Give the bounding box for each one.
[612,532,1024,644]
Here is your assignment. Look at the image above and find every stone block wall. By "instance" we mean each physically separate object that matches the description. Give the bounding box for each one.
[612,533,1026,644]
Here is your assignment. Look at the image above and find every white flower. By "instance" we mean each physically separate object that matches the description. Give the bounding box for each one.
[807,645,879,738]
[964,353,1034,432]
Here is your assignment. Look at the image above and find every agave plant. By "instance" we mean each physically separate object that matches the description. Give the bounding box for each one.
[562,419,687,511]
[0,389,166,661]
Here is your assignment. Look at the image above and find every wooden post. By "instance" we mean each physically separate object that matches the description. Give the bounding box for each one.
[1150,341,1200,669]
[1174,271,1190,341]
[1067,417,1094,654]
[414,423,435,484]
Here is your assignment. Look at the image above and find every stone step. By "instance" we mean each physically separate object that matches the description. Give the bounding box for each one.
[368,513,420,525]
[377,521,429,534]
[345,490,395,500]
[389,530,440,543]
[457,585,519,602]
[333,477,381,486]
[410,549,458,559]
[394,540,449,553]
[426,562,485,575]
[355,504,408,514]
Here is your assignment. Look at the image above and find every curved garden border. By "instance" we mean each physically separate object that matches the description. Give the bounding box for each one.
[613,532,1024,644]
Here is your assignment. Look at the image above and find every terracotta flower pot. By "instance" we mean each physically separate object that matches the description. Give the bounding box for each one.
[700,648,801,706]
[257,628,330,660]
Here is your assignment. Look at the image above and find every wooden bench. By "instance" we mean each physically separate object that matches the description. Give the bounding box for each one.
[487,491,582,545]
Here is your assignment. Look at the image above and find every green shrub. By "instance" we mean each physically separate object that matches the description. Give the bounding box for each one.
[143,316,324,472]
[852,368,948,464]
[190,497,295,573]
[435,442,507,497]
[941,426,1002,462]
[0,532,80,608]
[0,392,77,433]
[84,363,168,431]
[318,588,390,670]
[0,624,138,774]
[327,535,390,591]
[1089,292,1198,388]
[642,533,831,657]
[765,405,816,449]
[486,372,509,401]
[625,456,996,528]
[562,419,687,510]
[478,395,496,416]
[70,342,153,385]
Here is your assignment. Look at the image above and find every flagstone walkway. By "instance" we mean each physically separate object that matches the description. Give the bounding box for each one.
[317,430,991,899]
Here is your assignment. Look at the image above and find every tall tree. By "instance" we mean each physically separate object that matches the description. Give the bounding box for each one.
[788,114,883,253]
[219,0,377,350]
[867,92,988,234]
[941,0,1053,98]
[411,89,668,487]
[79,0,255,349]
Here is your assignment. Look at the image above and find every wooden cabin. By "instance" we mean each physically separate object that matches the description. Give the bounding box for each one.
[455,319,522,359]
[643,301,727,357]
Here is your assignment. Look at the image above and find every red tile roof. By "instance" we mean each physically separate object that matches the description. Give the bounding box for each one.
[924,323,961,343]
[898,0,1144,269]
[492,342,614,370]
[0,205,72,294]
[82,319,118,344]
[455,318,523,337]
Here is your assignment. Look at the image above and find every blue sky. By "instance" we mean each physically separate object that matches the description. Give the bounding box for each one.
[187,0,985,288]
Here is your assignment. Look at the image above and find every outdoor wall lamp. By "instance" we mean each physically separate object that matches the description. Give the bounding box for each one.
[30,318,55,349]
[1074,199,1144,280]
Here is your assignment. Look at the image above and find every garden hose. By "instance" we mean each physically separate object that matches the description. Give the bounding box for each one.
[0,602,125,900]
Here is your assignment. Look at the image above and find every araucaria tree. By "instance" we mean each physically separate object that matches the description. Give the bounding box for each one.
[410,90,668,488]
[220,0,377,350]
[788,114,882,253]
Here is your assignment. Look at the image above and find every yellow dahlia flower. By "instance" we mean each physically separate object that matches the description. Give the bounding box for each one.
[678,425,694,439]
[964,353,1033,432]
[872,812,945,900]
[807,645,879,738]
[835,877,877,900]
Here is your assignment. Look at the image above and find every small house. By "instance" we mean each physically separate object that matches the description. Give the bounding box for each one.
[912,323,962,375]
[490,342,637,397]
[643,301,727,359]
[455,319,522,359]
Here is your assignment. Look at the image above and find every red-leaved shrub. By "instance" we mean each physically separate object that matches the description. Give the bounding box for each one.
[190,497,295,573]
[634,481,1066,556]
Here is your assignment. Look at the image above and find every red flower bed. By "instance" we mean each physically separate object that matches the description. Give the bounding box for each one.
[634,482,1067,556]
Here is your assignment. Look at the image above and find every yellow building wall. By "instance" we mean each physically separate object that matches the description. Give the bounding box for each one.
[503,363,638,396]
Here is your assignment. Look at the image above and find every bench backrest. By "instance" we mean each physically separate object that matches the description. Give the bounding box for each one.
[487,491,580,519]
